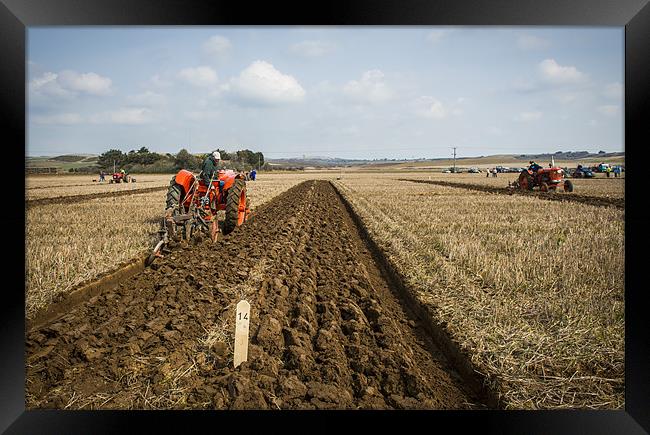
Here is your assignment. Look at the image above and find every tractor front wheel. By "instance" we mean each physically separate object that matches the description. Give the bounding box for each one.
[540,182,549,192]
[223,179,247,235]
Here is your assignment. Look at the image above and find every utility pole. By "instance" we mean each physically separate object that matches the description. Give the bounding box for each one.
[258,155,260,171]
[452,147,457,172]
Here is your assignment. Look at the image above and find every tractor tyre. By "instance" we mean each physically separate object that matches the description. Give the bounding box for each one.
[564,180,574,193]
[518,171,534,191]
[166,176,184,211]
[223,179,247,235]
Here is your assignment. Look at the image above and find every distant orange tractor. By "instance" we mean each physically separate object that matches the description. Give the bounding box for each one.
[514,167,574,192]
[109,172,134,183]
[147,168,251,264]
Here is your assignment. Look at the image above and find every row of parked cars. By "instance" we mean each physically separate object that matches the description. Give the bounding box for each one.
[442,166,524,173]
[441,163,624,177]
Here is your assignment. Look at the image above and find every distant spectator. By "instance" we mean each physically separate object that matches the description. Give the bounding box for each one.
[250,169,256,181]
[99,171,105,182]
[492,168,497,178]
[613,166,620,178]
[606,166,612,178]
[486,168,490,178]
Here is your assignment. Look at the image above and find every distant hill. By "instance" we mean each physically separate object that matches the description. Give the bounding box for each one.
[50,154,97,163]
[26,154,99,172]
[267,157,370,167]
[268,151,624,169]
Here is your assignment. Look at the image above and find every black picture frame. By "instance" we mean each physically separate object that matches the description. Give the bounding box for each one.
[3,0,648,433]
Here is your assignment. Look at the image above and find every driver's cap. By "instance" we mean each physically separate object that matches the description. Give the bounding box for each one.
[212,151,221,160]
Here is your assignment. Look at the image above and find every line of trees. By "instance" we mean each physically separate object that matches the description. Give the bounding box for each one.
[93,147,266,174]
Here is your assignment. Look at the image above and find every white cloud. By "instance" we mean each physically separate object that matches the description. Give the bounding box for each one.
[29,72,73,98]
[413,96,463,119]
[603,82,623,99]
[179,66,219,87]
[415,97,447,119]
[127,91,166,106]
[228,60,305,105]
[343,70,393,104]
[597,105,619,116]
[539,59,585,84]
[32,113,84,125]
[203,35,232,56]
[517,35,550,50]
[414,96,447,119]
[90,107,154,125]
[29,70,112,97]
[588,119,598,127]
[426,29,451,44]
[515,111,542,122]
[290,40,335,57]
[57,70,113,95]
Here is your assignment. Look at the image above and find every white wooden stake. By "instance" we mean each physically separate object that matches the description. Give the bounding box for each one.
[234,300,250,368]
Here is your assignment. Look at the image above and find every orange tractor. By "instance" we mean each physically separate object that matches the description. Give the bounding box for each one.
[147,169,251,264]
[513,166,574,192]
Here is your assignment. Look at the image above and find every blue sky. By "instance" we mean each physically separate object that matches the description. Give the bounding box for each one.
[27,27,623,159]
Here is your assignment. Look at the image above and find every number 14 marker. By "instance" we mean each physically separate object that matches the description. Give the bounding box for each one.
[234,300,250,368]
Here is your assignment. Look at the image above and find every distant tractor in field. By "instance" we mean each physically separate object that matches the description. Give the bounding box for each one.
[147,168,251,265]
[572,164,594,178]
[109,170,135,183]
[514,166,573,192]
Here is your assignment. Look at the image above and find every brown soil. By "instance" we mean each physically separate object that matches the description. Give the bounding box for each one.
[399,179,624,209]
[26,180,485,410]
[26,186,167,207]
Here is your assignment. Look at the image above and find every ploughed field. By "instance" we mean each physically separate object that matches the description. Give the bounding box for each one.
[25,173,319,318]
[26,181,482,410]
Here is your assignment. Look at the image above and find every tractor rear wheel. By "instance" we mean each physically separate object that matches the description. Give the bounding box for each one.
[223,179,247,235]
[166,176,185,211]
[518,171,534,191]
[564,180,574,192]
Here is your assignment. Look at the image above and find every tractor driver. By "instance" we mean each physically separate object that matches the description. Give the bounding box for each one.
[201,151,221,185]
[200,151,225,205]
[528,161,542,172]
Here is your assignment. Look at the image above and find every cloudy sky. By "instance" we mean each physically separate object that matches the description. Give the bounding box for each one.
[27,27,623,159]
